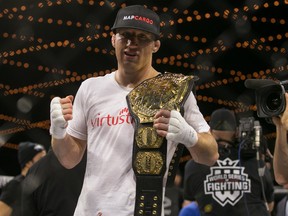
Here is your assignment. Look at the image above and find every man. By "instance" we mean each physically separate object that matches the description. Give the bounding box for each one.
[182,108,274,216]
[245,79,288,186]
[49,5,218,216]
[0,142,46,216]
[273,92,288,185]
[20,148,86,216]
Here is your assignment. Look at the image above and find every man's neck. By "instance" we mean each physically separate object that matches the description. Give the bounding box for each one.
[115,67,160,89]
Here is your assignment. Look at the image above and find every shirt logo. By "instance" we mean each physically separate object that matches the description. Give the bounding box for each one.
[123,15,154,24]
[90,107,134,127]
[204,158,251,206]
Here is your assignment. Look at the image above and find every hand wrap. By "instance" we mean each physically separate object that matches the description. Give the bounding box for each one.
[166,110,198,148]
[50,97,67,139]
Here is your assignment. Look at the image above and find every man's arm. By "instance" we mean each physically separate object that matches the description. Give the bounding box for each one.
[50,96,86,169]
[281,93,288,130]
[187,131,218,166]
[272,92,288,185]
[0,201,12,216]
[0,178,20,216]
[51,136,86,169]
[154,110,218,166]
[272,119,288,185]
[267,201,274,213]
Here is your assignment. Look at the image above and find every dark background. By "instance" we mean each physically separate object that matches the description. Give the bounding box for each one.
[0,0,287,175]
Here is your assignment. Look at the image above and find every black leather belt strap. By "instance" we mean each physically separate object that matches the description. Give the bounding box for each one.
[127,72,196,216]
[132,123,166,216]
[166,144,185,187]
[135,175,164,215]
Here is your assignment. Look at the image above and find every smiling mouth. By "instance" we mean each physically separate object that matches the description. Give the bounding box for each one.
[124,51,137,57]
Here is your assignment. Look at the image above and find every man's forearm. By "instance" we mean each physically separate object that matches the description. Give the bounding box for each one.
[188,132,219,166]
[51,135,86,169]
[273,126,288,185]
[0,201,12,216]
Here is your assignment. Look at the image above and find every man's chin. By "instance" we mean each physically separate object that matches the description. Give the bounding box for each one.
[123,60,138,67]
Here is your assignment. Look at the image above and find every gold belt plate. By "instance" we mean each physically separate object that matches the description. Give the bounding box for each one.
[136,126,164,148]
[134,151,164,175]
[128,73,194,123]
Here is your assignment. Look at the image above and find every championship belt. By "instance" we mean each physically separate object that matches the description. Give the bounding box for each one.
[126,72,196,216]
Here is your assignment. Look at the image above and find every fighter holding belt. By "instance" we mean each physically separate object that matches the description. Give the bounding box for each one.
[49,5,218,216]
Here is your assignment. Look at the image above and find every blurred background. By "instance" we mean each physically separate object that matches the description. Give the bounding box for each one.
[0,0,287,177]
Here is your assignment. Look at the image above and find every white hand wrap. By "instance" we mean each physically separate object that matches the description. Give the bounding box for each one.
[166,110,198,148]
[50,97,67,139]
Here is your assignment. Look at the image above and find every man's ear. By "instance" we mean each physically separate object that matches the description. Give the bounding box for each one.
[111,34,116,48]
[152,40,161,53]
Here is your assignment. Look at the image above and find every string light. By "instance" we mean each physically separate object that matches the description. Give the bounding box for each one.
[2,143,19,150]
[0,1,286,143]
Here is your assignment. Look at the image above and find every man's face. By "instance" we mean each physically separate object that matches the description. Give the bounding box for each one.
[117,29,156,45]
[112,28,160,71]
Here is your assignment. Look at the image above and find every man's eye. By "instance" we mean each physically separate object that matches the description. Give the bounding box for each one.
[137,35,149,41]
[119,32,131,38]
[118,32,153,42]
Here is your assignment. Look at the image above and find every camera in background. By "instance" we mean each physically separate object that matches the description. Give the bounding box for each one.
[237,117,264,158]
[256,81,287,118]
[245,79,288,118]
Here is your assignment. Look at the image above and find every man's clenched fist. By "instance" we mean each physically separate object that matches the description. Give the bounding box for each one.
[49,95,73,139]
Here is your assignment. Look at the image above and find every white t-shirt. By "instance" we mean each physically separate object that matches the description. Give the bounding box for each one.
[67,72,210,216]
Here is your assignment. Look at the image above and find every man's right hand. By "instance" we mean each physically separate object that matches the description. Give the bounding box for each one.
[50,95,73,139]
[281,93,288,130]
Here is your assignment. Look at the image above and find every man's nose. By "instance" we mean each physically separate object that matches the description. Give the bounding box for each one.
[126,37,138,46]
[126,39,132,46]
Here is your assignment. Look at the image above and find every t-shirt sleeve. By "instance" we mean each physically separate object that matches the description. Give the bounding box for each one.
[66,82,88,140]
[184,93,210,133]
